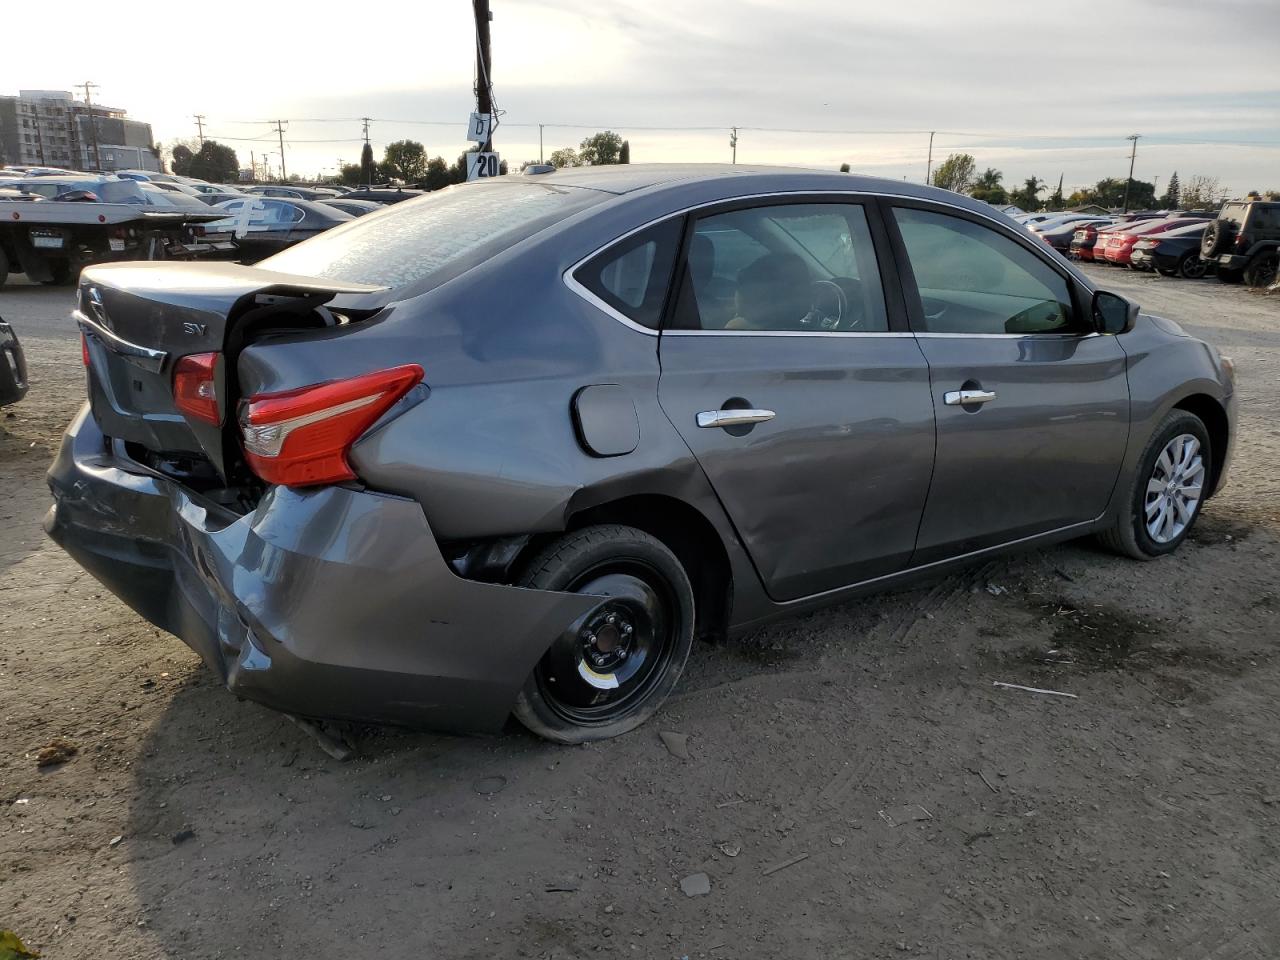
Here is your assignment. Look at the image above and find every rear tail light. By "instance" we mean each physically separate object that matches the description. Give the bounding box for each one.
[81,333,91,367]
[239,364,423,488]
[192,225,206,238]
[173,352,221,425]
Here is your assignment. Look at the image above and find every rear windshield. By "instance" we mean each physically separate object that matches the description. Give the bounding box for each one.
[1220,203,1248,226]
[260,181,606,291]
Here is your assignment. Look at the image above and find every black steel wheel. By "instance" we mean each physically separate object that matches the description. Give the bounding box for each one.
[512,524,695,743]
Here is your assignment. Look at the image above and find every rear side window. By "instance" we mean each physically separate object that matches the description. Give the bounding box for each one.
[670,202,889,332]
[262,182,607,292]
[573,219,682,329]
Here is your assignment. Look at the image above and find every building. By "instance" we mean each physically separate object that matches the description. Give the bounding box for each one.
[0,90,160,173]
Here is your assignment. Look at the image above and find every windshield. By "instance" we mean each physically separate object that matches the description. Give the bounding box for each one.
[261,181,606,291]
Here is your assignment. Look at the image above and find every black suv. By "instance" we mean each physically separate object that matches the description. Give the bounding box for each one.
[1201,200,1280,287]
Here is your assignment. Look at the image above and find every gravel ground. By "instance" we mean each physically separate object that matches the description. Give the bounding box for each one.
[1,266,1278,959]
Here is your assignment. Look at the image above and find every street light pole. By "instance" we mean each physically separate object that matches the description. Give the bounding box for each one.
[925,130,935,185]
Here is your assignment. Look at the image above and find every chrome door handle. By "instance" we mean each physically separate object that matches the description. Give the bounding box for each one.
[696,408,776,428]
[944,389,997,406]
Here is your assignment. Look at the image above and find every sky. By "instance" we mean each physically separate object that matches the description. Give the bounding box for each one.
[4,0,1278,195]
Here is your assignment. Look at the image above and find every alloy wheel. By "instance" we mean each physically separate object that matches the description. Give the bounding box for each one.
[1145,433,1205,544]
[1180,255,1209,280]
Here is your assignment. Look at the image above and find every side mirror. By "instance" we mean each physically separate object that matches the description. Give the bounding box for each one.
[1093,290,1139,335]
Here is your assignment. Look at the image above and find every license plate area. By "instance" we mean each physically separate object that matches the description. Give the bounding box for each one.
[30,228,66,250]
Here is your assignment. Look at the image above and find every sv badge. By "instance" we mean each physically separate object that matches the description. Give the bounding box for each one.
[182,322,208,337]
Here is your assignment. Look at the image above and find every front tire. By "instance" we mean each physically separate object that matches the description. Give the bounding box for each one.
[512,524,695,744]
[1244,251,1279,289]
[1098,410,1210,560]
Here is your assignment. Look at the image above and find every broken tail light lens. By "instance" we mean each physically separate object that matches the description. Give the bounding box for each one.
[173,352,221,425]
[240,364,423,488]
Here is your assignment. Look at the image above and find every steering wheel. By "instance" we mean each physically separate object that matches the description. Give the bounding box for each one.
[801,279,851,331]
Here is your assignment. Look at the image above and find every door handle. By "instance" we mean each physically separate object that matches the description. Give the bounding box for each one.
[696,408,776,428]
[944,389,997,407]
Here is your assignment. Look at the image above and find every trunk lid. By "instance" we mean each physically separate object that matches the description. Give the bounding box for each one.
[76,261,388,480]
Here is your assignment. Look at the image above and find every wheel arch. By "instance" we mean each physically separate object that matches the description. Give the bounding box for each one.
[1172,393,1229,498]
[563,493,733,643]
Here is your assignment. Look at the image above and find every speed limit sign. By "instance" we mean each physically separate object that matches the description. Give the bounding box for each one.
[466,152,501,181]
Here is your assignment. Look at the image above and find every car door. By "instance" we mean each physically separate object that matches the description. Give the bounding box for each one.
[655,198,936,601]
[886,201,1130,564]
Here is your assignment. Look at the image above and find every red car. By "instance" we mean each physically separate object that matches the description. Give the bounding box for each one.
[1103,217,1209,267]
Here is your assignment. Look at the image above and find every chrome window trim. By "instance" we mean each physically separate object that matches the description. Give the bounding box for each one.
[562,188,1085,339]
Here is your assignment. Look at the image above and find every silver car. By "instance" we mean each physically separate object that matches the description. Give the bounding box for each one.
[46,165,1236,743]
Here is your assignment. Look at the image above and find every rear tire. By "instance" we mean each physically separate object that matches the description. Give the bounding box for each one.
[0,247,8,289]
[512,524,695,744]
[1097,410,1210,560]
[1178,254,1210,280]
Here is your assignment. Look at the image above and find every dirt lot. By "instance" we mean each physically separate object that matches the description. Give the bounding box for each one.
[2,268,1278,959]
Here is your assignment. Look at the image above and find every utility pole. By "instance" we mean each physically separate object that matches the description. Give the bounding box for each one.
[925,130,935,185]
[194,114,205,146]
[1122,134,1140,213]
[730,127,738,164]
[273,120,288,181]
[473,0,494,156]
[81,81,101,172]
[361,117,371,144]
[539,123,544,164]
[250,150,256,182]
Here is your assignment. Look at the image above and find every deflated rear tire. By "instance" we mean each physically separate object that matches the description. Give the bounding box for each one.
[512,524,695,744]
[1097,410,1210,560]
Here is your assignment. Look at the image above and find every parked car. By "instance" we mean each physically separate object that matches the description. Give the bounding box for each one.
[201,196,353,262]
[319,198,384,218]
[1200,200,1280,287]
[1036,216,1113,254]
[0,316,27,407]
[243,185,343,201]
[1130,222,1213,279]
[339,187,425,204]
[47,166,1235,743]
[1070,222,1117,261]
[1102,217,1209,268]
[1026,213,1109,234]
[195,191,250,207]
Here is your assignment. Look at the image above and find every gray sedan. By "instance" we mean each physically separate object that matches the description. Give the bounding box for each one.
[46,165,1235,743]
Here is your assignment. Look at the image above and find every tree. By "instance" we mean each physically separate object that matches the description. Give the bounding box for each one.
[381,140,429,183]
[1064,177,1156,210]
[339,163,364,186]
[170,143,195,176]
[548,147,580,168]
[182,141,239,183]
[1180,175,1221,210]
[619,140,631,165]
[1161,171,1180,209]
[1047,174,1065,210]
[969,167,1006,205]
[578,131,624,165]
[422,156,452,191]
[1008,176,1047,210]
[931,153,977,193]
[359,142,376,185]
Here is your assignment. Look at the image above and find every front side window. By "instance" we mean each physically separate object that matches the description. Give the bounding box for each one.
[672,202,888,332]
[893,207,1076,335]
[574,219,682,330]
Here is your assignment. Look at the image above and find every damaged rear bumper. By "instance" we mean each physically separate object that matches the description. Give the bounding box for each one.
[44,404,600,733]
